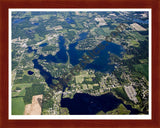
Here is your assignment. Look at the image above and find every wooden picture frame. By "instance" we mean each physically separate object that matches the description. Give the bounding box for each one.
[0,0,160,128]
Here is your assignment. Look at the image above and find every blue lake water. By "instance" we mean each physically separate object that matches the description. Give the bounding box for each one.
[28,71,34,75]
[28,30,32,32]
[69,40,123,72]
[133,19,148,24]
[61,92,141,115]
[33,23,39,25]
[30,32,141,115]
[12,18,25,24]
[31,32,124,87]
[32,59,59,88]
[39,43,48,47]
[38,32,123,73]
[39,36,68,63]
[65,18,75,24]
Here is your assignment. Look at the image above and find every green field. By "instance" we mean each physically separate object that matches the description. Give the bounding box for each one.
[134,64,148,80]
[96,104,131,115]
[12,83,33,115]
[129,40,140,47]
[112,87,130,101]
[12,83,32,97]
[12,97,25,115]
[102,27,113,35]
[139,59,148,64]
[106,104,131,115]
[34,33,44,41]
[130,32,147,41]
[123,54,134,60]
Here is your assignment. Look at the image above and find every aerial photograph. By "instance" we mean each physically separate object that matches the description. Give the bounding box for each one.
[10,10,150,117]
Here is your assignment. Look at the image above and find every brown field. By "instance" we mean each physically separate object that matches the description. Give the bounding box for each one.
[24,94,43,115]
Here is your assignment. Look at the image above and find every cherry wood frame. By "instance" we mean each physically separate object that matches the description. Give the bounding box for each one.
[0,0,160,128]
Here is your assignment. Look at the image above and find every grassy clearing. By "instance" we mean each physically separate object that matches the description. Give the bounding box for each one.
[12,97,25,115]
[123,54,134,60]
[85,77,92,81]
[67,29,78,34]
[94,27,105,36]
[82,84,88,90]
[27,52,34,58]
[102,27,113,35]
[70,24,76,27]
[33,15,51,20]
[75,71,91,83]
[12,83,32,91]
[12,83,32,97]
[133,64,148,80]
[96,110,105,115]
[88,84,93,89]
[75,76,84,83]
[130,32,146,41]
[129,40,140,47]
[139,59,148,64]
[59,107,69,115]
[75,21,83,28]
[23,26,38,31]
[34,34,44,42]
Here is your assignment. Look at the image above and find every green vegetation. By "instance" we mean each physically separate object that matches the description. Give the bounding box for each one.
[12,60,18,70]
[16,87,21,90]
[123,54,134,60]
[130,32,147,41]
[102,27,114,35]
[139,59,148,64]
[52,79,59,84]
[65,30,76,41]
[12,83,32,97]
[12,97,25,115]
[23,83,44,104]
[14,74,40,84]
[42,98,54,110]
[96,110,105,115]
[133,64,148,80]
[94,27,105,36]
[12,17,34,39]
[34,34,44,41]
[34,24,48,38]
[106,104,130,114]
[42,88,54,110]
[129,40,140,47]
[59,107,69,115]
[111,87,130,101]
[94,72,105,83]
[42,45,57,52]
[11,11,149,115]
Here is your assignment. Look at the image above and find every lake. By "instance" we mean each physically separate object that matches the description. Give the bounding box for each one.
[61,92,141,115]
[30,33,140,115]
[39,43,48,47]
[30,32,124,88]
[38,32,124,73]
[133,19,148,24]
[12,18,25,24]
[65,18,75,24]
[28,71,34,75]
[32,59,59,88]
[38,36,68,63]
